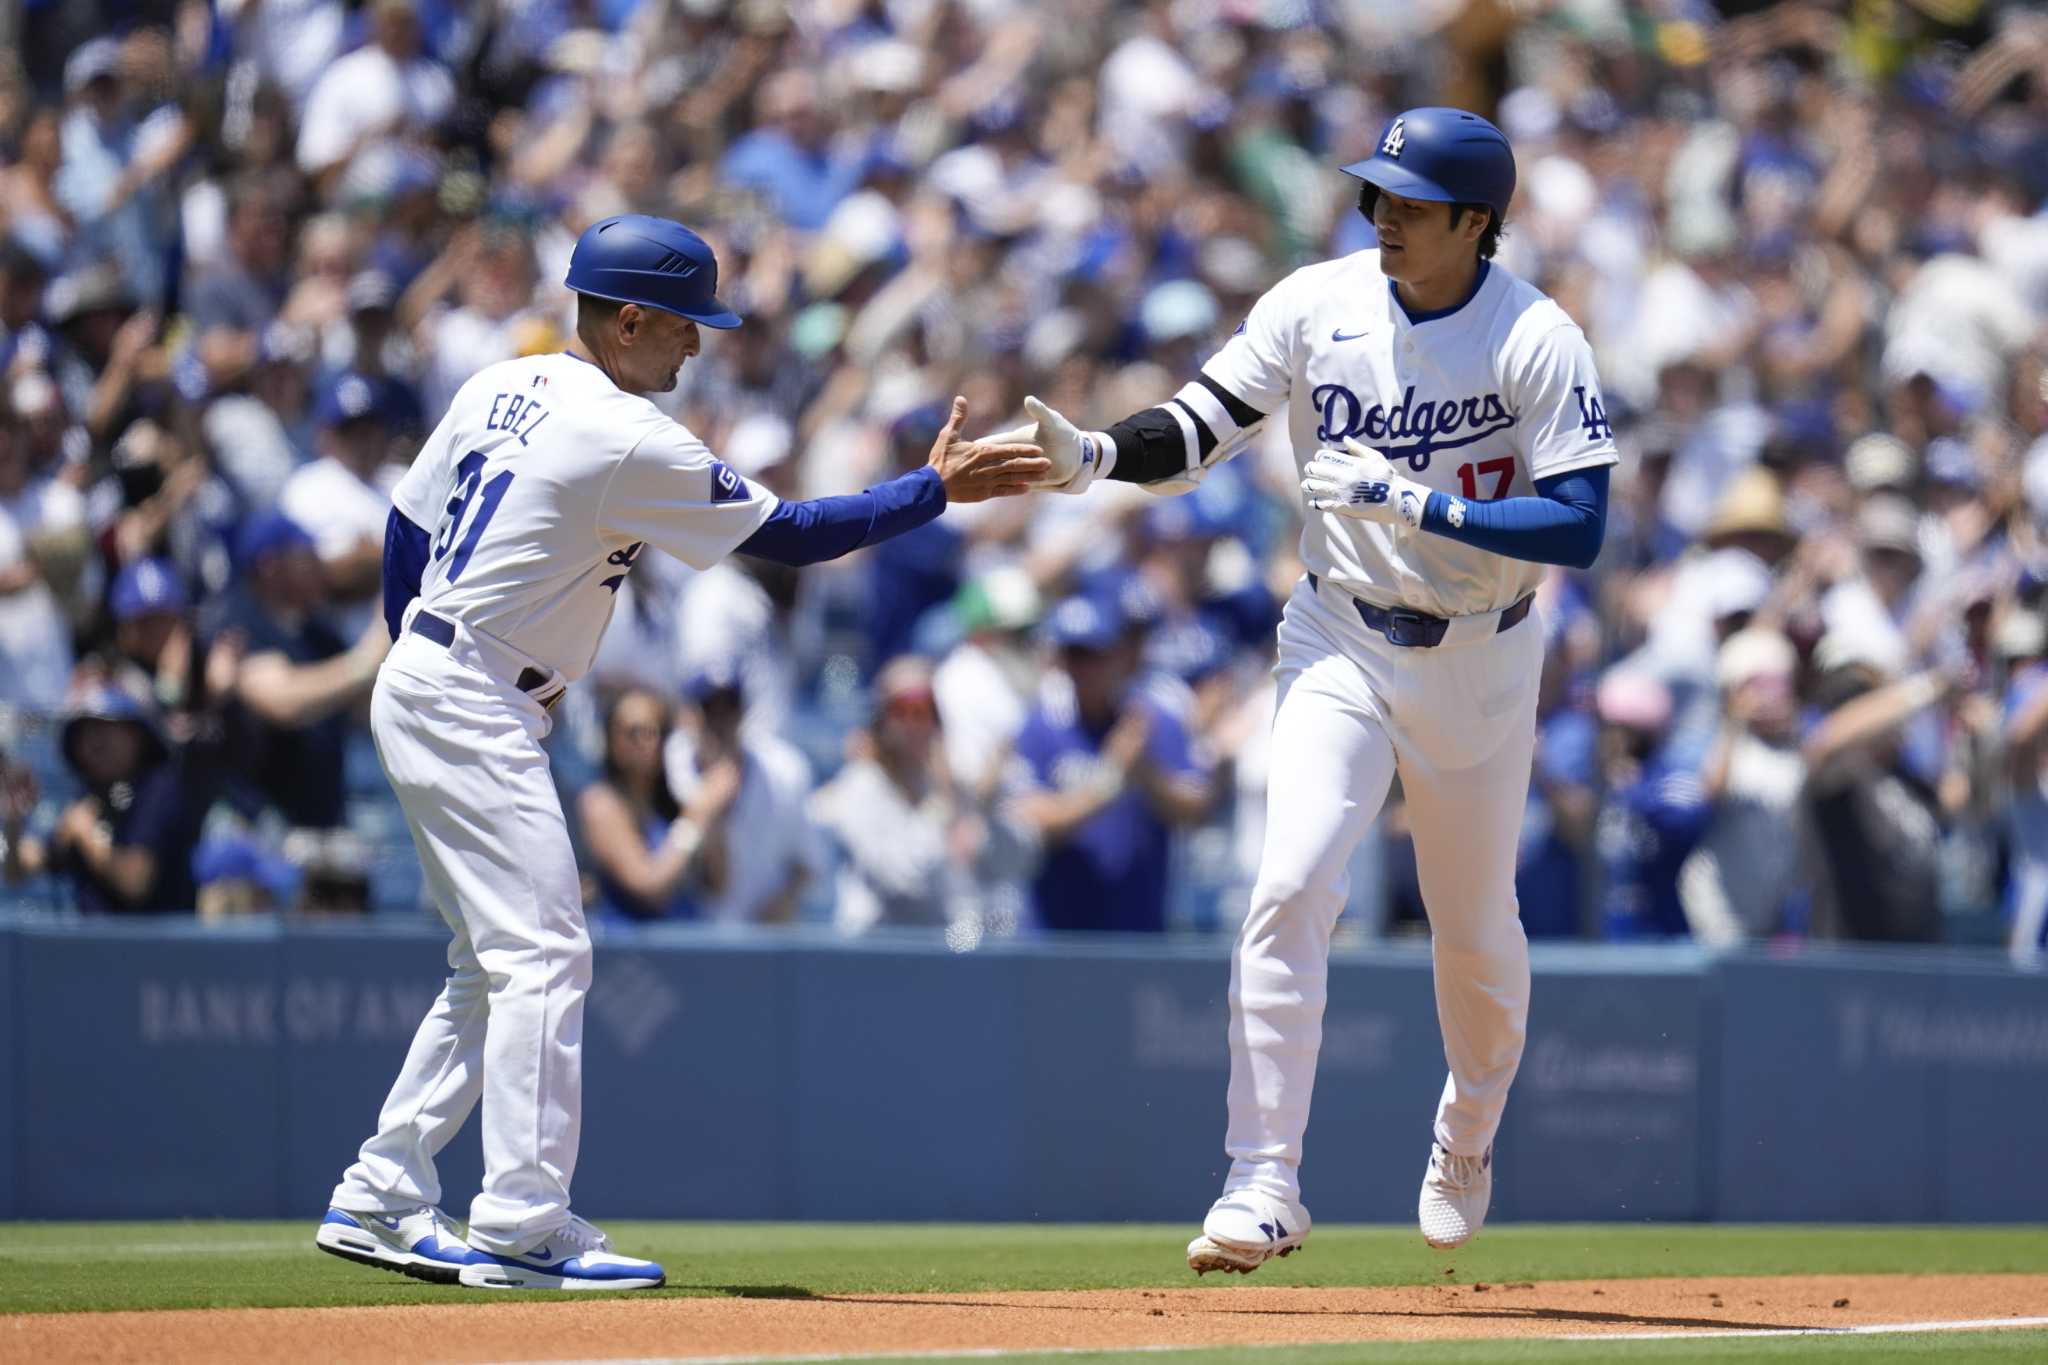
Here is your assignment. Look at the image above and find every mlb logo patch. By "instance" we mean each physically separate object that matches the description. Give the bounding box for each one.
[710,460,749,503]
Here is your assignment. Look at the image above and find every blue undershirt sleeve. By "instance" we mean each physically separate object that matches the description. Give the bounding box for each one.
[1418,465,1609,570]
[382,506,431,640]
[736,466,948,567]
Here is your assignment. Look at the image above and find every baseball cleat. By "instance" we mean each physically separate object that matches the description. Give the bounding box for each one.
[1418,1141,1492,1250]
[1186,1189,1311,1275]
[315,1205,470,1284]
[458,1214,664,1290]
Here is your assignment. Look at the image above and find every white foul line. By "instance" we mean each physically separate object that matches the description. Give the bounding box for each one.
[503,1313,2048,1365]
[1564,1314,2048,1342]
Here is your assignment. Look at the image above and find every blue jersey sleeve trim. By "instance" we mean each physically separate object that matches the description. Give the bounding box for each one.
[382,506,432,640]
[1419,464,1608,570]
[737,466,947,567]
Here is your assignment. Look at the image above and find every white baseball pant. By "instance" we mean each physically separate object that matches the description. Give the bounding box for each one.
[1224,574,1541,1201]
[328,622,586,1254]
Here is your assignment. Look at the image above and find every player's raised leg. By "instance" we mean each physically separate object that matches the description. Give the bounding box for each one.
[1395,624,1543,1250]
[1191,586,1398,1275]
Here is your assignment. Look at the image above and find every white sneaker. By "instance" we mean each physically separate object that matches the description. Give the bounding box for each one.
[315,1205,470,1284]
[458,1214,665,1290]
[1186,1188,1311,1275]
[1418,1142,1492,1250]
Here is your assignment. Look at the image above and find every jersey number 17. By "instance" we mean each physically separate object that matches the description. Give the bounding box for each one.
[434,450,514,584]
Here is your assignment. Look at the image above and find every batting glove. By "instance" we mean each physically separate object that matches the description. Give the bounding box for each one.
[980,396,1114,494]
[1301,438,1429,529]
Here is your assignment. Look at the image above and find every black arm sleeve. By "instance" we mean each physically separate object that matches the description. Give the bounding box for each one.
[1104,373,1264,484]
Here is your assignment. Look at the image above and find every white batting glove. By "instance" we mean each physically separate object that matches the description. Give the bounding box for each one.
[1301,438,1430,529]
[980,396,1114,494]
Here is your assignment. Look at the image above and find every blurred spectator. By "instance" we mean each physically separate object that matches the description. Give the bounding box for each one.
[2002,608,2048,964]
[295,0,454,181]
[933,567,1043,801]
[279,371,406,638]
[1678,628,1808,944]
[1801,663,1954,944]
[1009,595,1219,933]
[186,178,291,390]
[105,555,241,748]
[812,656,1023,934]
[43,682,207,914]
[577,686,738,923]
[216,511,385,831]
[1594,671,1709,941]
[55,36,191,305]
[720,71,864,231]
[283,827,373,916]
[0,392,89,709]
[663,664,816,924]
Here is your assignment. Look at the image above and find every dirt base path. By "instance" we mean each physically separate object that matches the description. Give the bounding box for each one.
[8,1274,2047,1363]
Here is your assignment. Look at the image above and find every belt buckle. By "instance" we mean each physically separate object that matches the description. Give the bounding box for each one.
[1382,608,1439,648]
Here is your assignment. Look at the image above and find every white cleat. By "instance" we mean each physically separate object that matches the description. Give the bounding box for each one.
[1419,1142,1492,1250]
[1186,1189,1311,1276]
[458,1214,665,1290]
[315,1205,470,1284]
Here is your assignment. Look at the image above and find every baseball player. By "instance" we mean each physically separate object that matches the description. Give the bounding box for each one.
[313,214,1045,1290]
[989,109,1617,1269]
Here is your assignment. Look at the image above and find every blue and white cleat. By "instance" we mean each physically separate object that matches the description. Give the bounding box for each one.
[315,1205,470,1284]
[1186,1189,1311,1275]
[457,1214,665,1291]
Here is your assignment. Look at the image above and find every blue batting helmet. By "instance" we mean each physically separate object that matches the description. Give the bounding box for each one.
[1341,107,1515,219]
[563,214,742,329]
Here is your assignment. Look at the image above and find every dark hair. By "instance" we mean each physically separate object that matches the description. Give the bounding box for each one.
[576,292,625,330]
[600,687,680,823]
[1356,184,1505,260]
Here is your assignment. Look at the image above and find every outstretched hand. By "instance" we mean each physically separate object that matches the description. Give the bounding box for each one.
[928,395,1049,503]
[980,395,1103,493]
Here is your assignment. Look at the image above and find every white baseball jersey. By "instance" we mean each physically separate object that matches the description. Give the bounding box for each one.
[391,352,779,682]
[1203,250,1618,618]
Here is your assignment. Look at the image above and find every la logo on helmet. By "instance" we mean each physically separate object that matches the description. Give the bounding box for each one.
[1381,119,1406,157]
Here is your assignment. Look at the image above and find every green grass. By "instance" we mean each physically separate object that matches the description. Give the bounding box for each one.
[0,1222,2043,1362]
[0,1222,2042,1315]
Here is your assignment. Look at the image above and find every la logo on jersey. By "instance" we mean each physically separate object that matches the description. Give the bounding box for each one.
[1381,119,1406,157]
[1574,385,1612,441]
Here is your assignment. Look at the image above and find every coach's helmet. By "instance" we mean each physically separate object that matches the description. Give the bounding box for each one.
[1341,107,1515,221]
[563,214,742,328]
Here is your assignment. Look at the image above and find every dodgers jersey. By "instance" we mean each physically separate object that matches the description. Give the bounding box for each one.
[391,352,778,682]
[1205,250,1618,618]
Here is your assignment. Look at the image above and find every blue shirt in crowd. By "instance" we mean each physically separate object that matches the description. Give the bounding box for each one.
[1014,690,1200,933]
[70,762,207,915]
[1597,761,1711,940]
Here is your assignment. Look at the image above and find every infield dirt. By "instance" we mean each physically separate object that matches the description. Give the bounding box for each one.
[6,1273,2045,1362]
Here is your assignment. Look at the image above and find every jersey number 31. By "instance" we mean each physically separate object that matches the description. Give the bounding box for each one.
[434,450,514,584]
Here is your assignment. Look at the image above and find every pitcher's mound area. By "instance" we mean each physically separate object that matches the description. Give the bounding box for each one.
[8,1273,2045,1362]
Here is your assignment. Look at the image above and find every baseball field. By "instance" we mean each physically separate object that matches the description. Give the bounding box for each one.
[2,1222,2045,1363]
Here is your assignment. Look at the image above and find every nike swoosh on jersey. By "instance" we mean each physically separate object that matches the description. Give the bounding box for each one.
[1331,328,1371,342]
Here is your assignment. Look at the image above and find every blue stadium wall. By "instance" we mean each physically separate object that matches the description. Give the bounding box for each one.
[1,916,2044,1223]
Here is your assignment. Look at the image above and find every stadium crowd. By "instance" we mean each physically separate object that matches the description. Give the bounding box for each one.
[0,0,2045,959]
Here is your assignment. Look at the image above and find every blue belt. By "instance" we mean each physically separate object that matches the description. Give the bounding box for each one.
[409,611,564,710]
[1306,573,1532,649]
